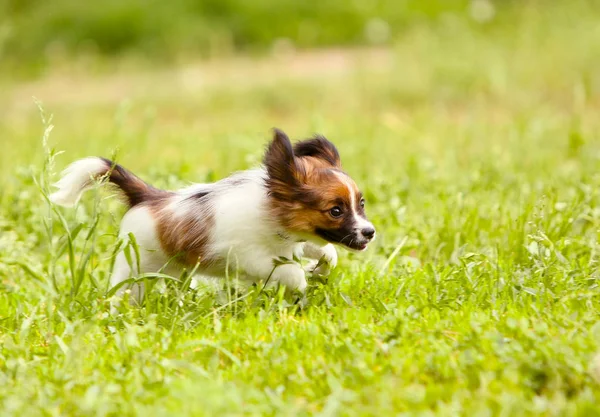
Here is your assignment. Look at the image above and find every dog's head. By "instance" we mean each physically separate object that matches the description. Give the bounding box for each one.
[264,128,375,251]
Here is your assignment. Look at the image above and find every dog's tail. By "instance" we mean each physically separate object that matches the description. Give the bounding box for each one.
[49,157,167,208]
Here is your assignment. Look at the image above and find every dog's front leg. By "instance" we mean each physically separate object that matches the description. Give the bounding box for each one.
[241,253,307,292]
[302,242,338,276]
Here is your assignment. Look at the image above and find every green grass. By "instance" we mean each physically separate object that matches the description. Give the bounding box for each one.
[2,2,600,415]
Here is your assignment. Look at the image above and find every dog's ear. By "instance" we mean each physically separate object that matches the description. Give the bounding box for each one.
[264,128,302,187]
[293,135,341,168]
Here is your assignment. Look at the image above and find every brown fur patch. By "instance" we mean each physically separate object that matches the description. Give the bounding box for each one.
[150,198,216,268]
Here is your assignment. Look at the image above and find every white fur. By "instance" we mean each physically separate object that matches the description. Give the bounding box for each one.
[49,157,108,207]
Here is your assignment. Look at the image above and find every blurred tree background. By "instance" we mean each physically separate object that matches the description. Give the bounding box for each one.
[0,0,518,76]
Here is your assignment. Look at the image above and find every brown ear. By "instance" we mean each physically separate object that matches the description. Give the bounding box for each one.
[264,128,301,188]
[293,135,341,168]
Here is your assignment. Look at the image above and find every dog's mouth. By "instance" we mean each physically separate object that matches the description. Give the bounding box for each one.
[350,241,369,251]
[315,229,371,251]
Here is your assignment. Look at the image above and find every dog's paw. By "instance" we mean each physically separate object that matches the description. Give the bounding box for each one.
[320,244,338,268]
[271,263,307,292]
[307,244,337,277]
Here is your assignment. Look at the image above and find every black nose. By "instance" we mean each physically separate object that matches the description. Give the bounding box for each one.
[361,227,375,240]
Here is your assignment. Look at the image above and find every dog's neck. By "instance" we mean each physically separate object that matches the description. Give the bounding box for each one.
[276,230,306,243]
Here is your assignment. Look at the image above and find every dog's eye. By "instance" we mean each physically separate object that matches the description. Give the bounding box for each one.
[329,206,343,218]
[360,198,365,208]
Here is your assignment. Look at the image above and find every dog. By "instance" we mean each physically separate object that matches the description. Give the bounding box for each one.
[49,129,375,303]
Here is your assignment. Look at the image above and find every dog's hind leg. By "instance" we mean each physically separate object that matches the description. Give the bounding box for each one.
[109,251,143,310]
[108,205,170,312]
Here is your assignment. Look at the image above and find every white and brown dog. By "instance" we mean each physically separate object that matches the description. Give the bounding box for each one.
[50,129,375,303]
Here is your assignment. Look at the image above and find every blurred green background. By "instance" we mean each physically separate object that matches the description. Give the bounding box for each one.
[2,0,523,76]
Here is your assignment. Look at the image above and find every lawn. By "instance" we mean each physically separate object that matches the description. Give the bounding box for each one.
[1,2,600,416]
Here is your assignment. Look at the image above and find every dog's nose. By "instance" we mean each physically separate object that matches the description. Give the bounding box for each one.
[361,227,375,240]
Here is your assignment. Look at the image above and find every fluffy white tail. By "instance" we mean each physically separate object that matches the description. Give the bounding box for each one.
[49,157,110,207]
[49,157,166,208]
